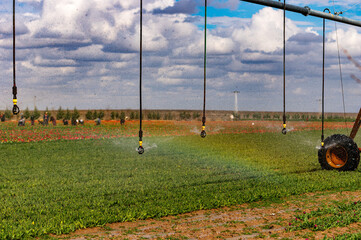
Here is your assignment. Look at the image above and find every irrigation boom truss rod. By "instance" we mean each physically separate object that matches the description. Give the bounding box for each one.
[240,0,361,28]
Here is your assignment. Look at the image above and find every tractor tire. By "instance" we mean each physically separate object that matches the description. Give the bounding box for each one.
[318,134,360,171]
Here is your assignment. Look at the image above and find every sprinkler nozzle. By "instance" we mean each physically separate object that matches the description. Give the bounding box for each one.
[200,130,206,138]
[12,104,20,115]
[137,146,144,154]
[282,128,287,135]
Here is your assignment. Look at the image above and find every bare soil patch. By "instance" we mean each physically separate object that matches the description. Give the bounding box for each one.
[56,190,361,240]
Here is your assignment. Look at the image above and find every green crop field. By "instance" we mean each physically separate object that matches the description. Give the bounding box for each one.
[0,121,361,239]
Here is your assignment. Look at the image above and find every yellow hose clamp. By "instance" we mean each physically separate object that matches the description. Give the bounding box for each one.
[13,99,17,105]
[139,141,143,147]
[283,124,286,129]
[202,126,205,131]
[321,142,324,147]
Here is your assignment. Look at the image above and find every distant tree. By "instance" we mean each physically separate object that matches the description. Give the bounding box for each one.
[233,113,241,120]
[72,108,80,120]
[252,113,261,119]
[155,112,160,120]
[32,107,41,119]
[23,107,30,119]
[4,109,12,119]
[180,112,191,120]
[98,110,105,120]
[130,112,135,120]
[64,108,71,120]
[264,113,271,119]
[293,114,300,120]
[147,112,152,120]
[120,112,125,120]
[193,112,200,119]
[110,111,116,120]
[164,113,173,120]
[56,106,64,120]
[85,110,93,120]
[92,110,98,119]
[116,112,120,119]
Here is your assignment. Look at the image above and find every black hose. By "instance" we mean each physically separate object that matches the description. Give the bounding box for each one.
[282,0,286,135]
[138,0,144,154]
[201,0,207,138]
[321,8,330,146]
[12,0,19,115]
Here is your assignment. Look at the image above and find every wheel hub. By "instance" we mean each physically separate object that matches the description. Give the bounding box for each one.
[326,145,348,168]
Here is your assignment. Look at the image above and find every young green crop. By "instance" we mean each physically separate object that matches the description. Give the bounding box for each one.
[0,127,360,239]
[288,201,361,232]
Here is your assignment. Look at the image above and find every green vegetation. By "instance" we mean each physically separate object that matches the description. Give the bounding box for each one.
[56,107,64,120]
[64,108,71,120]
[147,112,161,120]
[179,111,191,120]
[163,112,173,120]
[32,107,41,120]
[4,109,12,119]
[23,107,30,119]
[289,200,361,232]
[0,125,361,238]
[329,233,361,240]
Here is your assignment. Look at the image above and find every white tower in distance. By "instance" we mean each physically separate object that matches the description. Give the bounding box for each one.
[233,91,240,113]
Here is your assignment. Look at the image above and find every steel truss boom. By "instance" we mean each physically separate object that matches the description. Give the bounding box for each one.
[240,0,361,28]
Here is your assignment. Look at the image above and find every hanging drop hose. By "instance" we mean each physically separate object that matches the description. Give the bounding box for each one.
[321,8,330,148]
[137,0,144,154]
[281,0,286,135]
[12,0,19,115]
[200,0,207,138]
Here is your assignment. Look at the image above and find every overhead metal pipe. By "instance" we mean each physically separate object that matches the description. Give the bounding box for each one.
[240,0,361,28]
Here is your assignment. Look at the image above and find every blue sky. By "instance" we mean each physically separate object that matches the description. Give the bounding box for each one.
[0,0,361,113]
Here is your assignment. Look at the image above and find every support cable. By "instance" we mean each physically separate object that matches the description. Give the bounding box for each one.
[137,0,144,154]
[335,24,347,130]
[200,0,207,138]
[12,0,19,115]
[321,8,330,147]
[281,0,287,135]
[332,1,348,131]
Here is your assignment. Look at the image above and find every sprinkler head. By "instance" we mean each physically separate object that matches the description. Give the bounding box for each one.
[137,146,144,154]
[12,105,20,115]
[282,128,287,135]
[200,130,206,138]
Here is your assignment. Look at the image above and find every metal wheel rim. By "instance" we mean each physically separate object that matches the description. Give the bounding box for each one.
[326,145,348,168]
